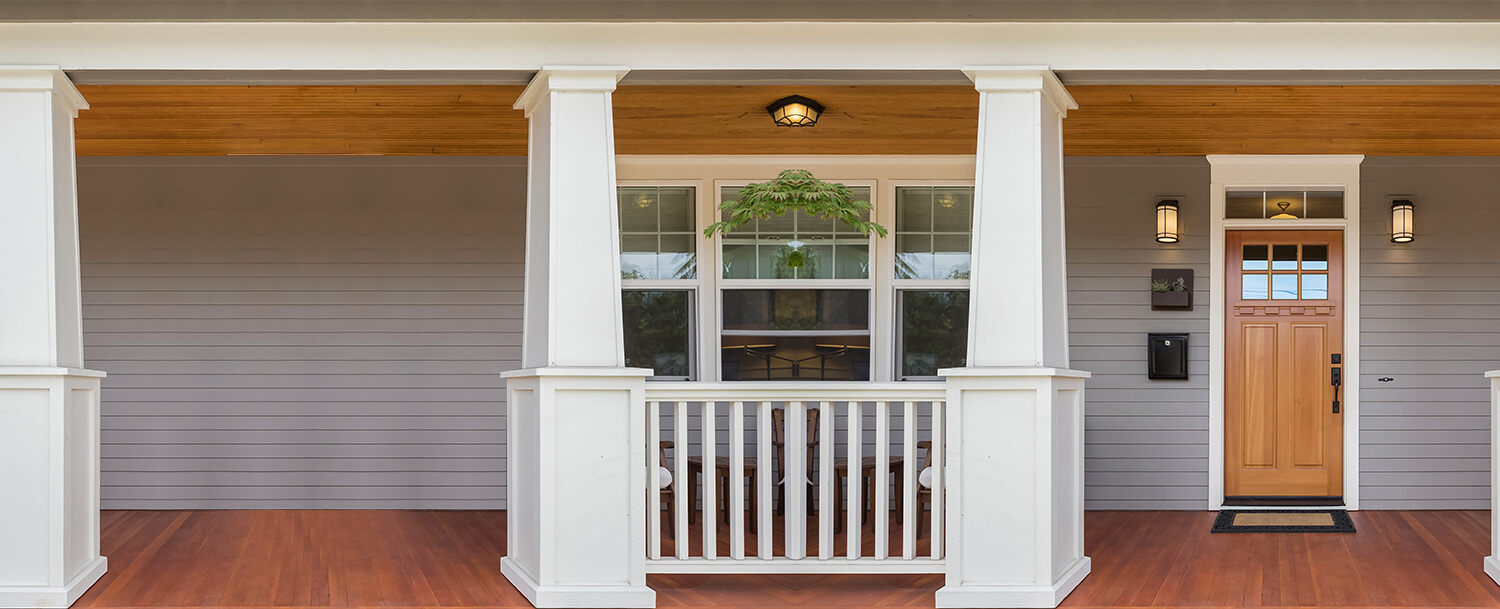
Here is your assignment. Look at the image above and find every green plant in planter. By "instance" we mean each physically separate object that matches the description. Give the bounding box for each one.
[1151,279,1173,293]
[704,169,888,238]
[1171,277,1189,292]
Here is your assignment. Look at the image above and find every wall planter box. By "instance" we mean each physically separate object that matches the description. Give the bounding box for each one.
[1151,268,1194,311]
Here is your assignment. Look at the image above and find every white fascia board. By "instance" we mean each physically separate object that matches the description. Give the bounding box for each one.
[7,22,1500,73]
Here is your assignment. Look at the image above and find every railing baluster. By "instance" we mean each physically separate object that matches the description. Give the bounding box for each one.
[648,400,661,560]
[757,401,773,559]
[930,400,944,559]
[818,400,834,560]
[784,401,806,559]
[874,400,890,560]
[845,401,862,559]
[730,400,745,560]
[702,400,717,560]
[902,400,917,560]
[674,400,689,559]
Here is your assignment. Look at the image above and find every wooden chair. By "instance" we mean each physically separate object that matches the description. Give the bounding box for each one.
[771,407,819,516]
[833,452,904,533]
[686,454,758,534]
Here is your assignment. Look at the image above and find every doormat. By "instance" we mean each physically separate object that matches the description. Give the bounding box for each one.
[1211,509,1355,533]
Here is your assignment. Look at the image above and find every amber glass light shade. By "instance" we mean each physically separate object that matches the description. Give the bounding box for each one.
[767,95,825,127]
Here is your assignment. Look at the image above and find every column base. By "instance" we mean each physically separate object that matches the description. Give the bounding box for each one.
[1485,556,1500,586]
[935,557,1090,608]
[502,557,656,609]
[0,556,107,608]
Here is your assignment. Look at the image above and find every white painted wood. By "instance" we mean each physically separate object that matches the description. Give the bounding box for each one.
[846,401,863,559]
[1487,371,1500,586]
[673,401,688,559]
[0,67,109,609]
[818,400,834,561]
[13,22,1500,73]
[874,401,890,560]
[729,400,745,560]
[934,67,1087,609]
[648,401,661,560]
[784,401,806,560]
[702,400,717,560]
[902,401,917,560]
[1205,155,1364,511]
[934,368,1090,609]
[503,66,655,609]
[646,559,943,574]
[756,401,773,559]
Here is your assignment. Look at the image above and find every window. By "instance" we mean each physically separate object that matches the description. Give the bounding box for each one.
[720,289,870,381]
[620,185,698,379]
[896,186,973,280]
[893,185,974,380]
[619,186,696,280]
[898,290,969,379]
[1239,243,1330,301]
[719,186,871,280]
[1225,190,1344,220]
[622,290,694,379]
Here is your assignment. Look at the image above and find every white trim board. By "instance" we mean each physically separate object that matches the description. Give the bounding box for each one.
[1206,155,1364,511]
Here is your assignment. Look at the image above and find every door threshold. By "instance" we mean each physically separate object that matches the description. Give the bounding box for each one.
[1222,495,1344,508]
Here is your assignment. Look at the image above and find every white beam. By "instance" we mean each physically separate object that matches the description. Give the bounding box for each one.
[6,22,1500,73]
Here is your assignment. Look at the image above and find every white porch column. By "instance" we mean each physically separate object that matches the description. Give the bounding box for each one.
[1485,371,1500,585]
[0,66,108,608]
[935,66,1089,609]
[500,66,655,609]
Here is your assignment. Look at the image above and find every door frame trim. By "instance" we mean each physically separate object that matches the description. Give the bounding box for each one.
[1207,155,1364,511]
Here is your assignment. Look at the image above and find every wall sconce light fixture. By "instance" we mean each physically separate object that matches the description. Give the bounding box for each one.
[1391,199,1415,243]
[767,95,825,127]
[1156,199,1180,243]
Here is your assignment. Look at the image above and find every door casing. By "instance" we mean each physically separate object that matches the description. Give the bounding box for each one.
[1206,155,1363,511]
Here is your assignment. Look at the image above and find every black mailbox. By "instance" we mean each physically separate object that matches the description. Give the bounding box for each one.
[1148,333,1189,380]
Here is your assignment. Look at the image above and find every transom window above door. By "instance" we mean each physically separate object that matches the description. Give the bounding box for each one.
[1225,190,1344,220]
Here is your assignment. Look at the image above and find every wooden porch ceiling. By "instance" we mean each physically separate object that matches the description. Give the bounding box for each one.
[73,84,1500,156]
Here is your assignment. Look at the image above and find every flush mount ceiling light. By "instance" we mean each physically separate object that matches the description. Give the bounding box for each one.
[767,95,825,127]
[1156,199,1179,243]
[1391,199,1415,243]
[633,193,654,209]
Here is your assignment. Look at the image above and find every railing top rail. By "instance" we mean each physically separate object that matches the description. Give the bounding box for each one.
[1488,370,1500,378]
[644,381,945,402]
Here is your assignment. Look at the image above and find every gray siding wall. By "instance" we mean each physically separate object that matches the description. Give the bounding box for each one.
[1359,158,1500,510]
[79,157,525,509]
[1065,157,1213,510]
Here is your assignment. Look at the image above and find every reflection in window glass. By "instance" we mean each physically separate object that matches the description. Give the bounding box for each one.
[720,335,870,381]
[900,291,969,378]
[896,186,974,280]
[1266,192,1304,219]
[1271,245,1298,270]
[1226,192,1265,219]
[1242,245,1269,271]
[622,290,693,378]
[1305,192,1344,219]
[1302,274,1329,300]
[1302,245,1329,270]
[619,186,696,280]
[721,289,869,332]
[719,186,871,279]
[1225,190,1344,219]
[1242,274,1268,300]
[1271,274,1298,300]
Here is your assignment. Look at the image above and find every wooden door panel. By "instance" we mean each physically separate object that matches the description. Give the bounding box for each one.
[1239,324,1278,469]
[1226,230,1344,498]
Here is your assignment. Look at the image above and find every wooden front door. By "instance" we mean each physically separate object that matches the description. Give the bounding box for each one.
[1226,230,1344,498]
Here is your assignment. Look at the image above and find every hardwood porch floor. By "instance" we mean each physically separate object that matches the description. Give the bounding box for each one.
[78,509,1500,609]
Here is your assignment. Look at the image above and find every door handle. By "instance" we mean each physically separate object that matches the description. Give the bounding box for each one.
[1330,366,1342,414]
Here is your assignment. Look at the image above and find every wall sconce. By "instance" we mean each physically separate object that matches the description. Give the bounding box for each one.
[1156,199,1180,243]
[767,95,824,127]
[1391,199,1415,243]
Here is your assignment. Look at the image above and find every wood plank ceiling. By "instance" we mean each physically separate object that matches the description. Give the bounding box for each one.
[72,84,1500,156]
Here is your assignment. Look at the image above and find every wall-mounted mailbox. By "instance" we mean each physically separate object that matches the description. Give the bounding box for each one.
[1148,333,1189,380]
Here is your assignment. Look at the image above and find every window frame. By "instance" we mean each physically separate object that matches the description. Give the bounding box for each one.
[618,180,708,381]
[887,181,974,381]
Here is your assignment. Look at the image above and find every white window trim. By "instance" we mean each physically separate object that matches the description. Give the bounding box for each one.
[1207,154,1364,511]
[887,180,976,381]
[618,179,709,381]
[617,155,975,382]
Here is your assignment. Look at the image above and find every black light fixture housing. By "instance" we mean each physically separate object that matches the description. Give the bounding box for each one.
[1391,199,1415,243]
[767,95,825,127]
[1155,199,1180,243]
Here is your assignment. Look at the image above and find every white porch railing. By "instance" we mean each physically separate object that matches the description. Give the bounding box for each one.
[1485,371,1500,585]
[645,383,945,573]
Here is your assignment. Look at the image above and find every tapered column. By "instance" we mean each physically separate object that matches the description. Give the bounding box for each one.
[1485,371,1500,584]
[0,66,108,608]
[501,66,655,609]
[936,67,1089,609]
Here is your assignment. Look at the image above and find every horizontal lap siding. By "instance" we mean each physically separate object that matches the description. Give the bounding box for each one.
[1359,158,1500,510]
[1065,157,1212,510]
[79,157,526,509]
